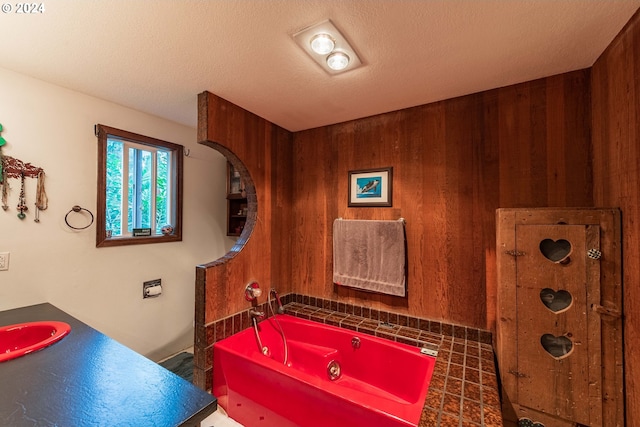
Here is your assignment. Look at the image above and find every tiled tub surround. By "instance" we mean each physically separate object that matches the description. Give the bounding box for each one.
[197,294,502,427]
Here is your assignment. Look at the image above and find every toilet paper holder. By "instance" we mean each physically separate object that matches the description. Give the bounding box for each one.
[143,279,162,299]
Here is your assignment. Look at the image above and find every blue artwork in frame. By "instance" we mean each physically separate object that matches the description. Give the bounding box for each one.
[348,167,393,207]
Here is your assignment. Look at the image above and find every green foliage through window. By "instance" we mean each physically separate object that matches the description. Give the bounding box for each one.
[96,125,183,247]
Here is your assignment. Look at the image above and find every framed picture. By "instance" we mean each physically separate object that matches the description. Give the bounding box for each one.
[348,167,393,207]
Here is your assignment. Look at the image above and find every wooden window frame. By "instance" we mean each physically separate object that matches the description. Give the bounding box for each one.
[96,124,183,247]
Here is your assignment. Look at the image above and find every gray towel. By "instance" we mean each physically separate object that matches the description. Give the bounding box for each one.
[332,219,406,297]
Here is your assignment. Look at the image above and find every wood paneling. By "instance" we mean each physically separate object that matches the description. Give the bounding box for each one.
[195,70,593,390]
[196,92,293,325]
[592,8,640,426]
[193,15,640,422]
[292,71,592,330]
[193,93,293,388]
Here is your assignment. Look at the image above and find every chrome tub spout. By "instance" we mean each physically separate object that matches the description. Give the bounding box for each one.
[249,309,265,321]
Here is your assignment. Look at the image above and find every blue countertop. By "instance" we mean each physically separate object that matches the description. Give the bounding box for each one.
[0,303,216,427]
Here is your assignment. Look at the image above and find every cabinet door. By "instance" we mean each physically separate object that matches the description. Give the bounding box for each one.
[514,224,601,426]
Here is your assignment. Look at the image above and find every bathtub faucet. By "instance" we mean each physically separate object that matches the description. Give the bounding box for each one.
[269,288,285,314]
[249,309,265,321]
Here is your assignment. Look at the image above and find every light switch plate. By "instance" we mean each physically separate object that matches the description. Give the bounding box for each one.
[0,252,9,271]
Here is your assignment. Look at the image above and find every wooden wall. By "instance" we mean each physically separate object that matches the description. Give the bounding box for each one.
[592,8,640,426]
[196,92,294,324]
[195,16,640,422]
[195,71,591,358]
[194,93,293,385]
[292,70,592,330]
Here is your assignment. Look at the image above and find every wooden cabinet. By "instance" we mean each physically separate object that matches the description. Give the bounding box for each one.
[496,208,623,427]
[226,162,247,236]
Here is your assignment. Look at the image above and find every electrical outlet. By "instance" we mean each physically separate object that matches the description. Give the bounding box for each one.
[0,252,9,271]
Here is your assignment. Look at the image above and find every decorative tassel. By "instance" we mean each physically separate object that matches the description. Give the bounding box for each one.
[0,162,7,211]
[34,170,47,222]
[17,172,27,220]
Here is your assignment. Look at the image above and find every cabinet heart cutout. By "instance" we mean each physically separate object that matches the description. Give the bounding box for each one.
[539,288,573,312]
[539,239,572,262]
[541,334,573,359]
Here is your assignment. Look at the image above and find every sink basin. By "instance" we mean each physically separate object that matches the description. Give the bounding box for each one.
[0,321,71,362]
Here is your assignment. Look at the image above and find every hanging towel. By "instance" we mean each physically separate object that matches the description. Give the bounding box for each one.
[332,219,406,297]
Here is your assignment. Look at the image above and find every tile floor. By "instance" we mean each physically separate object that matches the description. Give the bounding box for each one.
[200,406,243,427]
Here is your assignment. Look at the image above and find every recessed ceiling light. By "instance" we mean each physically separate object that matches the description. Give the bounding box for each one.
[327,51,350,71]
[310,34,335,55]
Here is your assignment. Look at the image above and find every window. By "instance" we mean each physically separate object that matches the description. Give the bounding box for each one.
[96,125,183,247]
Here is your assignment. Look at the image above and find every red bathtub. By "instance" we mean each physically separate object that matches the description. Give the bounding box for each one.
[213,314,436,427]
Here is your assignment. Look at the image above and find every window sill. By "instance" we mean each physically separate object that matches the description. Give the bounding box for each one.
[97,234,182,248]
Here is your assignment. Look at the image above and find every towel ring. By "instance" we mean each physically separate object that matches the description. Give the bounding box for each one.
[65,205,94,230]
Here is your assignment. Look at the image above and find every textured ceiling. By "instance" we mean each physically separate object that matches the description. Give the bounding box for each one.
[1,1,638,132]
